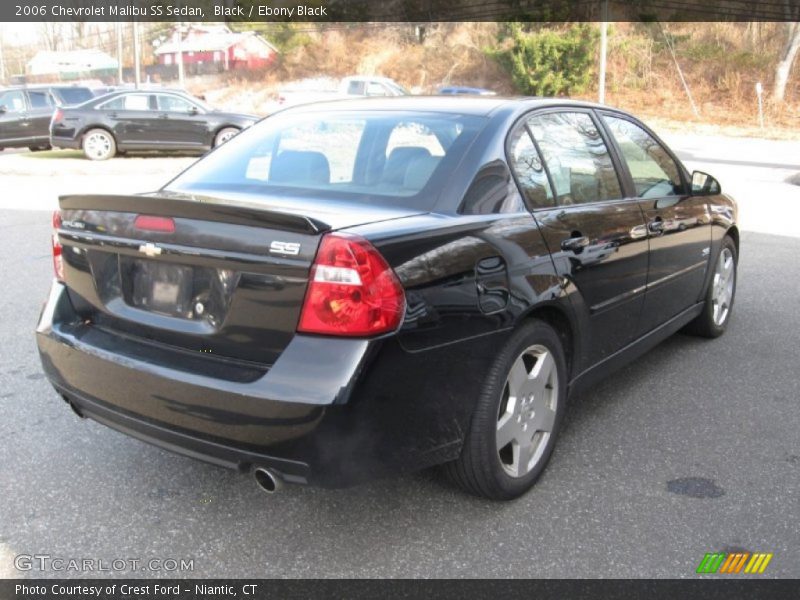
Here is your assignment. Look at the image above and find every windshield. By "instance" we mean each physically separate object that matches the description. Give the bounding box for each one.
[166,110,486,210]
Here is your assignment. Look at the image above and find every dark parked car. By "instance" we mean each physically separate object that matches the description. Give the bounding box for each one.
[37,97,738,500]
[0,85,94,151]
[50,90,259,160]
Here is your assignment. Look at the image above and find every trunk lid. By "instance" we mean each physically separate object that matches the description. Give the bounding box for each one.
[57,193,421,366]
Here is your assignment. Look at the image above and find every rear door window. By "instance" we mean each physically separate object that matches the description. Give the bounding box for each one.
[100,94,152,111]
[98,97,125,111]
[527,111,622,205]
[28,91,54,109]
[507,126,554,210]
[124,95,152,110]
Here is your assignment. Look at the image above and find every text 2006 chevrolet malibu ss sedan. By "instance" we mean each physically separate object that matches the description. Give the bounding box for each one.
[36,97,738,500]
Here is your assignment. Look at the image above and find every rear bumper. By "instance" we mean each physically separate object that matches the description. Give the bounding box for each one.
[56,384,312,483]
[50,136,81,150]
[36,282,499,486]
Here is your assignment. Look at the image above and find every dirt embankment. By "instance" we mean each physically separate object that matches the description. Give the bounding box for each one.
[191,23,799,137]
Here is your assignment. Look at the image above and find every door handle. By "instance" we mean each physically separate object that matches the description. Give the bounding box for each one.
[648,217,664,234]
[561,235,590,253]
[108,112,118,119]
[158,113,169,119]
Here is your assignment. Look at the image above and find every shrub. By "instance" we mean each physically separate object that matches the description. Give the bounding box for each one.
[490,24,599,96]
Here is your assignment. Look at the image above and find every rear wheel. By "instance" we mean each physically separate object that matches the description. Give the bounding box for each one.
[445,320,567,500]
[82,129,116,160]
[214,127,239,147]
[685,236,737,338]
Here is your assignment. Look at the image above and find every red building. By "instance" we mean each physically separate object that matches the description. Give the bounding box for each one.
[154,26,277,72]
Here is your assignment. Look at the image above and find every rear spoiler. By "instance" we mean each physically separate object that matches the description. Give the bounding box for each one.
[59,194,330,235]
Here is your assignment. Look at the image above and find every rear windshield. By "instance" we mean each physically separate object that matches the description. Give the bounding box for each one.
[166,110,486,210]
[53,87,94,105]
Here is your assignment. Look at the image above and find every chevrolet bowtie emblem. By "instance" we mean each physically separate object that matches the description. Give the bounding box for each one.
[138,243,162,257]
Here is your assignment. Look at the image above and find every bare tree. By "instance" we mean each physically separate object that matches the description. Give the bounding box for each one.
[773,3,800,102]
[39,23,64,52]
[70,22,89,50]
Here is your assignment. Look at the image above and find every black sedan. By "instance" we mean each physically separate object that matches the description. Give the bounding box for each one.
[36,97,738,500]
[50,90,259,160]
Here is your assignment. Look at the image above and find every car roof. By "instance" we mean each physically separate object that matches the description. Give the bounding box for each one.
[282,95,614,117]
[44,85,92,90]
[95,89,190,99]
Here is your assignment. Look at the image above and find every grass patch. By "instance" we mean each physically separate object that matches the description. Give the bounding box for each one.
[23,150,84,160]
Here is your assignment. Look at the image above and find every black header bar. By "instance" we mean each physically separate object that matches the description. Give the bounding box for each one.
[4,0,800,22]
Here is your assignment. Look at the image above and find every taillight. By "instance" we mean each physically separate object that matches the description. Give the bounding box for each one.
[52,210,64,282]
[134,215,175,233]
[298,233,405,337]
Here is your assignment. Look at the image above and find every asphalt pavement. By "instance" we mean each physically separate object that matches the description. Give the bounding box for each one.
[0,135,798,578]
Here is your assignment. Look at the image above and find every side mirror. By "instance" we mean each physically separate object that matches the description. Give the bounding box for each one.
[0,105,6,114]
[188,106,199,116]
[691,170,721,196]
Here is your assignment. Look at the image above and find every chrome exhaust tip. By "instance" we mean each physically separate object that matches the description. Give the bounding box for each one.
[253,467,283,494]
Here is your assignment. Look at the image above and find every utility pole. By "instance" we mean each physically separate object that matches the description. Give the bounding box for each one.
[177,22,185,89]
[133,21,141,89]
[598,0,608,104]
[116,22,124,85]
[0,29,6,85]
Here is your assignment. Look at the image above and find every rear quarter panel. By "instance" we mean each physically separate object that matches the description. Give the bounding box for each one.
[347,107,580,365]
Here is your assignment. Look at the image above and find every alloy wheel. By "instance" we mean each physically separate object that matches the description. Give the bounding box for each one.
[496,344,559,478]
[711,247,735,326]
[216,129,237,145]
[85,132,112,159]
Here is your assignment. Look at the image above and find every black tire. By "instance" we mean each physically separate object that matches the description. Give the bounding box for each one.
[82,128,116,161]
[685,235,737,338]
[445,320,568,500]
[214,127,239,147]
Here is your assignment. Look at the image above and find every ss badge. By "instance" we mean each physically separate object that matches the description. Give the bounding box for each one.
[270,241,301,256]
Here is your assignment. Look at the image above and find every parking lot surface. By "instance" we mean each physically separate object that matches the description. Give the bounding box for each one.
[0,133,798,578]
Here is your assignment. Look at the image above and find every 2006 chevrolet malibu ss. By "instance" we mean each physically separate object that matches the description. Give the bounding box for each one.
[36,97,738,500]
